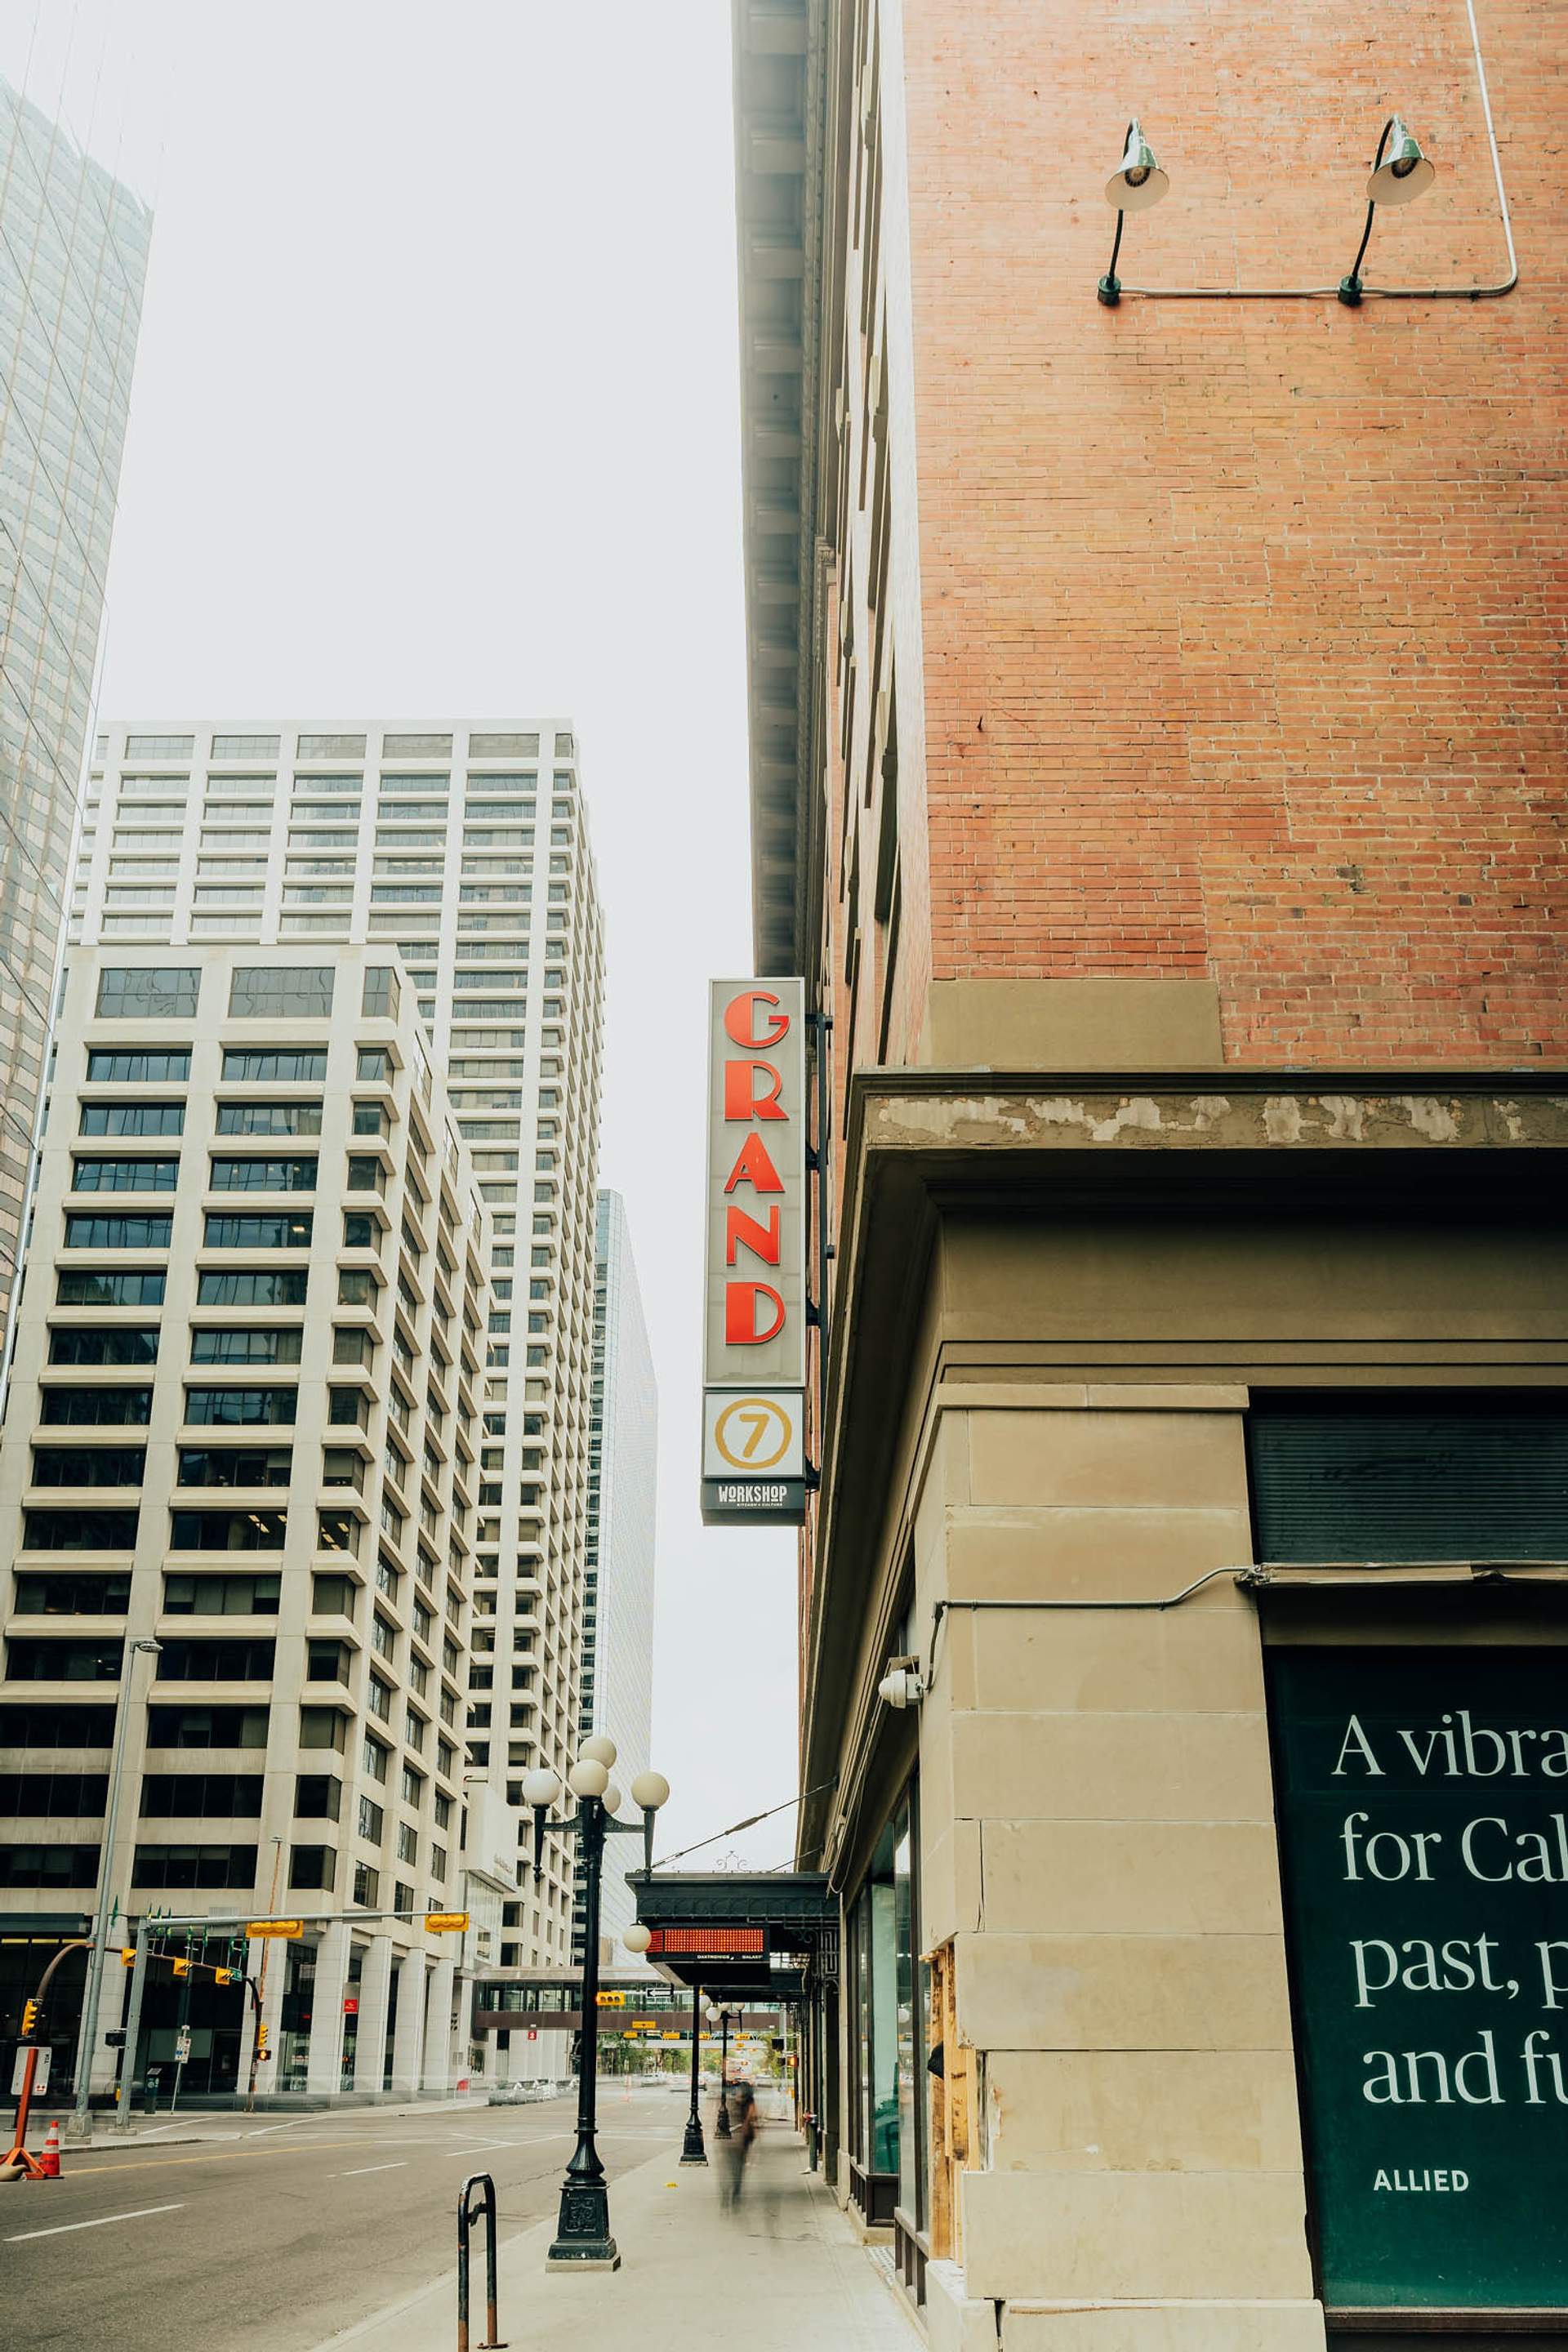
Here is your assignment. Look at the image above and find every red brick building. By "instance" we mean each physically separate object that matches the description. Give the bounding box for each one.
[732,0,1567,2345]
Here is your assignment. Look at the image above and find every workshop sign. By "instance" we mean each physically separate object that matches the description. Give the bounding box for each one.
[701,978,807,1526]
[1270,1648,1568,2312]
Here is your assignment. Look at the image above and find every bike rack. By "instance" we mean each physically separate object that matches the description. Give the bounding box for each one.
[457,2172,506,2352]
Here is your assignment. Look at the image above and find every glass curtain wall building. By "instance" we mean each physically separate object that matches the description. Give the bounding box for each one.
[0,80,150,1334]
[67,722,605,1975]
[571,1189,657,1967]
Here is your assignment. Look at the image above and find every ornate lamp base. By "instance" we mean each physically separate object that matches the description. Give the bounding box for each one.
[679,2114,707,2166]
[546,2181,620,2271]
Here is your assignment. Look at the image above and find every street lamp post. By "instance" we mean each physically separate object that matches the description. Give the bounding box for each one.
[621,1915,704,2166]
[706,1999,734,2140]
[68,1636,161,2142]
[682,1981,706,2163]
[523,1741,668,2270]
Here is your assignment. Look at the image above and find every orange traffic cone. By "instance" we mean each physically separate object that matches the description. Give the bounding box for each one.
[38,2122,60,2179]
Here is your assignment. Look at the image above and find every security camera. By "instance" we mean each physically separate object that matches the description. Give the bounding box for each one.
[876,1657,924,1710]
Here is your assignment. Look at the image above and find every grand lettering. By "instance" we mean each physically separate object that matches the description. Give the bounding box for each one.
[717,985,795,1352]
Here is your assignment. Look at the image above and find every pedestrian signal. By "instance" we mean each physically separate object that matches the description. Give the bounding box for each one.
[172,1958,190,1978]
[122,1947,137,1967]
[213,1967,234,1985]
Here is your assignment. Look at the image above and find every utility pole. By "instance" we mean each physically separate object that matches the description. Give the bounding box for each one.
[68,1637,160,2144]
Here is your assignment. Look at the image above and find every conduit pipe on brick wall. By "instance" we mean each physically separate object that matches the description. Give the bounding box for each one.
[1111,0,1517,303]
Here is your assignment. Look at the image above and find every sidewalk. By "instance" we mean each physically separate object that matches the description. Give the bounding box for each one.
[318,2127,918,2352]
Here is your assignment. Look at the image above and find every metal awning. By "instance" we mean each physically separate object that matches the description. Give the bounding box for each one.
[630,1870,834,1997]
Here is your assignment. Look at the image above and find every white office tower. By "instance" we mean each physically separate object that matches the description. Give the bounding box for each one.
[0,81,150,1337]
[66,724,606,1975]
[571,1192,657,1970]
[0,944,492,2099]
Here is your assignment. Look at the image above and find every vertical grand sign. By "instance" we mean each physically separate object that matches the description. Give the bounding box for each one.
[1270,1647,1568,2315]
[701,978,807,1526]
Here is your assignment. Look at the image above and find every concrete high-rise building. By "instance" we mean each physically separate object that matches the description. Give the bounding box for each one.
[0,942,492,2100]
[0,80,150,1337]
[65,722,606,1973]
[571,1190,657,1968]
[730,1,1567,2343]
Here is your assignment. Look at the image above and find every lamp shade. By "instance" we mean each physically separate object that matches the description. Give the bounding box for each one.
[568,1757,609,1799]
[1105,118,1169,212]
[1367,114,1435,204]
[623,1923,653,1954]
[579,1734,617,1769]
[602,1781,623,1817]
[521,1767,561,1810]
[630,1770,670,1811]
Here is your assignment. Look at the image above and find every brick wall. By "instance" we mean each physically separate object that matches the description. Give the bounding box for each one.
[899,0,1565,1063]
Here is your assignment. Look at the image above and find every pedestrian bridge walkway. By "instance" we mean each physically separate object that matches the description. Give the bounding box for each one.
[322,2116,915,2352]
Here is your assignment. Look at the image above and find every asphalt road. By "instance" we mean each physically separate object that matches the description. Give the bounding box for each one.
[1,2087,689,2352]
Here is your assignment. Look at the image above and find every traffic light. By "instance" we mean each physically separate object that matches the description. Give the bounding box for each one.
[172,1958,190,1979]
[255,2021,270,2059]
[20,1998,40,2038]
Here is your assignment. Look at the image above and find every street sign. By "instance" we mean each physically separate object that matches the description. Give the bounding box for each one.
[246,1919,304,1939]
[11,2048,50,2094]
[174,2027,191,2064]
[424,1913,470,1933]
[343,1997,359,2016]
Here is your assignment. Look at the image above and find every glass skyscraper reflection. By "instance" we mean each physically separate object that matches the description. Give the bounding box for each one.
[0,78,150,1329]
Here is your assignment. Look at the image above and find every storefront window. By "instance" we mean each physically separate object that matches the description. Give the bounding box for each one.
[893,1798,926,2226]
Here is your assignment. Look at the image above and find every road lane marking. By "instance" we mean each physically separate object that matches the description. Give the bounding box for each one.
[332,2161,408,2177]
[7,2203,185,2243]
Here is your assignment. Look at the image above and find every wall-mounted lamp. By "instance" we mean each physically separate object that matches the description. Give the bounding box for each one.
[1339,115,1437,304]
[1098,118,1169,306]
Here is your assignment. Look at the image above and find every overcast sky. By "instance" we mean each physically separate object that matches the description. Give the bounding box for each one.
[6,0,800,1872]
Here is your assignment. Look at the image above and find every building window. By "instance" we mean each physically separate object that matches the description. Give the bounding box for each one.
[48,1327,159,1367]
[183,1388,297,1428]
[358,1796,385,1842]
[21,1508,139,1552]
[362,967,401,1020]
[1248,1394,1568,1561]
[287,1845,336,1891]
[220,1049,328,1082]
[134,1843,259,1889]
[294,1774,342,1820]
[55,1268,167,1307]
[78,1102,185,1138]
[195,1269,309,1307]
[228,966,335,1018]
[86,1049,191,1084]
[209,1156,318,1193]
[298,1707,348,1751]
[96,968,200,1019]
[177,1446,292,1488]
[169,1509,287,1552]
[162,1571,281,1615]
[71,1156,179,1193]
[353,1861,381,1907]
[203,1213,313,1250]
[215,1102,324,1138]
[188,1330,303,1368]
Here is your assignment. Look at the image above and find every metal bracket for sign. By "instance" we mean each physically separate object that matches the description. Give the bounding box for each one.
[804,1005,834,1443]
